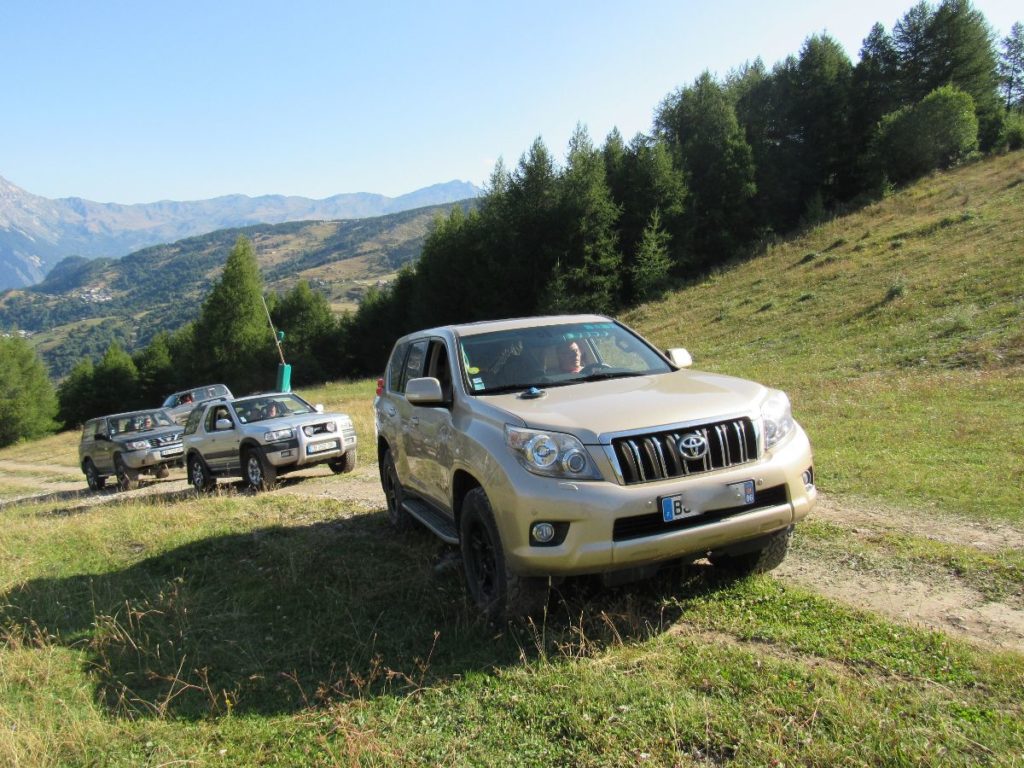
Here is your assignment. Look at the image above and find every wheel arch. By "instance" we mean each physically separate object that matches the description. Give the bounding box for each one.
[239,438,263,459]
[451,469,483,534]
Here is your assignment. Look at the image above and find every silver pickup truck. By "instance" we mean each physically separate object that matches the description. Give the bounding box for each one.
[183,392,357,492]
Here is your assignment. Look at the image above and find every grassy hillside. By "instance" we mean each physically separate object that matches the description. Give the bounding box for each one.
[1,156,1022,766]
[626,150,1024,523]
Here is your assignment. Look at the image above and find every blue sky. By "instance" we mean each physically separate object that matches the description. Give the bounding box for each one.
[1,0,1019,203]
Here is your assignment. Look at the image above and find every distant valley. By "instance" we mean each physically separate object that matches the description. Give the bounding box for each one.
[0,200,475,377]
[0,175,481,289]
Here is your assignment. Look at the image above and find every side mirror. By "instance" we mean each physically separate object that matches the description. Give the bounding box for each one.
[215,418,233,431]
[666,348,693,368]
[95,433,109,442]
[315,404,325,413]
[406,376,445,406]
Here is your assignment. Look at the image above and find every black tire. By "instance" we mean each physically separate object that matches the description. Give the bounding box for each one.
[244,447,277,492]
[459,487,549,622]
[187,453,216,494]
[381,450,413,531]
[155,465,170,479]
[328,450,357,474]
[114,454,139,491]
[710,526,794,577]
[83,459,106,491]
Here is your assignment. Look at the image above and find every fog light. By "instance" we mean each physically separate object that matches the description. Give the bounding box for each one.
[531,522,556,543]
[802,467,815,490]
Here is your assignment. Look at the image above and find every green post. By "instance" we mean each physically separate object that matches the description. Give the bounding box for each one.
[277,363,292,392]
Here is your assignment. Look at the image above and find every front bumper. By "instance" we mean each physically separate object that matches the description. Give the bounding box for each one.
[492,425,816,577]
[121,444,185,470]
[263,427,358,469]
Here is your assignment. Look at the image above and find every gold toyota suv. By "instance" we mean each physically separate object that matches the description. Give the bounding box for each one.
[374,315,816,619]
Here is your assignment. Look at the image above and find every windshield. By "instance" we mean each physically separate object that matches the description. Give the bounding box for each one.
[458,321,672,395]
[233,393,315,424]
[109,410,175,435]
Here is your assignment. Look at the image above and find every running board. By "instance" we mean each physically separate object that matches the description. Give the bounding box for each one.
[402,498,459,544]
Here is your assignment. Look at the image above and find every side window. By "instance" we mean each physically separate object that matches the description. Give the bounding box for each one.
[81,420,97,440]
[399,340,429,395]
[184,407,204,435]
[387,342,409,393]
[205,406,232,432]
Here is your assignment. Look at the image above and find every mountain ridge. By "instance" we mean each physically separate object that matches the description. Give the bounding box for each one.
[0,176,482,289]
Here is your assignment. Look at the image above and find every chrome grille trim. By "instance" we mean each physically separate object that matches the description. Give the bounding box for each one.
[610,417,759,485]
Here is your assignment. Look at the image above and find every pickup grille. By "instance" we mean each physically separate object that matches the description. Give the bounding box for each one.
[148,432,183,448]
[612,417,757,485]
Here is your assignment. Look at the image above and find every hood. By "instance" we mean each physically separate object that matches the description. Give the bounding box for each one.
[249,412,348,430]
[485,369,767,443]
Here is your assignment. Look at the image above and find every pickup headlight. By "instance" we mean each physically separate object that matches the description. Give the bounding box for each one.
[505,426,601,480]
[124,440,151,451]
[264,428,294,442]
[761,390,795,448]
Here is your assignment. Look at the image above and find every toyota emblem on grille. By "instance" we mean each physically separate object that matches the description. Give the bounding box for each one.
[677,433,709,460]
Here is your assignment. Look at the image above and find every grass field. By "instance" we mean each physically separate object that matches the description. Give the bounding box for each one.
[1,154,1022,766]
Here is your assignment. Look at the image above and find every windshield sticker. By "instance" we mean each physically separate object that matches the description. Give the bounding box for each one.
[472,378,485,391]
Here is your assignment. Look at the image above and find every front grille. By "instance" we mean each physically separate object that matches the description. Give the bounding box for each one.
[613,484,789,542]
[149,432,183,448]
[612,417,758,485]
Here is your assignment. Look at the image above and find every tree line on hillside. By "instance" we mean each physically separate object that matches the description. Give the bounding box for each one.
[0,0,1021,446]
[337,0,1023,372]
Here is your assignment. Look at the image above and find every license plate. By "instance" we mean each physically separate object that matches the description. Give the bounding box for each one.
[660,480,755,523]
[307,440,338,455]
[660,494,704,522]
[161,447,183,458]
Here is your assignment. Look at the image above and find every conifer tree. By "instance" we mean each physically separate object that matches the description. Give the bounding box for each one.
[90,343,143,416]
[794,34,856,207]
[0,336,57,446]
[57,359,96,429]
[271,280,335,384]
[192,236,275,394]
[552,125,623,314]
[630,209,673,303]
[656,72,756,270]
[134,332,175,405]
[1000,22,1024,111]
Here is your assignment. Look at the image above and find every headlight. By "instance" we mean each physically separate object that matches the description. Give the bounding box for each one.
[264,428,294,442]
[124,440,150,451]
[505,426,601,480]
[761,390,794,448]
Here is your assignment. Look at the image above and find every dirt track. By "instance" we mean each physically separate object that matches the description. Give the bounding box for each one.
[3,458,1022,653]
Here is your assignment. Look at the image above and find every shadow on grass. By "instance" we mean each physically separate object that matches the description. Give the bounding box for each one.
[1,510,733,720]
